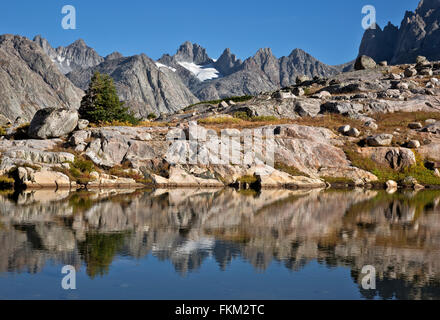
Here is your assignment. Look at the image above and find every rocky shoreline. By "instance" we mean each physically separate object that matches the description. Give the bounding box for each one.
[1,56,440,192]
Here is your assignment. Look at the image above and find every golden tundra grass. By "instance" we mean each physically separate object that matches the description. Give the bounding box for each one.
[198,116,292,131]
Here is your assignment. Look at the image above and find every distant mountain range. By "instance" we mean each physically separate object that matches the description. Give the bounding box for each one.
[359,0,440,64]
[0,0,437,121]
[35,36,348,118]
[0,33,347,121]
[156,42,347,102]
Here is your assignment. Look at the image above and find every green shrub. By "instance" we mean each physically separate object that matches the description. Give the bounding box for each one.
[109,166,146,183]
[237,175,258,184]
[275,163,309,177]
[249,116,279,122]
[55,157,97,185]
[233,111,250,120]
[346,148,440,186]
[0,175,14,189]
[71,158,95,174]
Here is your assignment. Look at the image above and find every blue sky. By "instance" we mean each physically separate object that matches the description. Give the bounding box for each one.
[0,0,420,65]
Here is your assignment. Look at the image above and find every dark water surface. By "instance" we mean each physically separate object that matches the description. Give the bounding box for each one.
[0,188,439,300]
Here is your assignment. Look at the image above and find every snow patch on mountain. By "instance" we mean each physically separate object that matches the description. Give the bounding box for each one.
[155,62,177,72]
[177,61,221,81]
[49,55,73,74]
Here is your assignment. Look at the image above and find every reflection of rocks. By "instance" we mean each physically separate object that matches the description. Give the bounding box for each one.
[0,227,80,274]
[1,188,440,299]
[34,224,76,252]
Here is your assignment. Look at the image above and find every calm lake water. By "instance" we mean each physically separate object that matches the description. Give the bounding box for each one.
[0,187,439,300]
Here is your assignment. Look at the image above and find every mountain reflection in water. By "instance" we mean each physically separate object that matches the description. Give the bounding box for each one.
[1,188,440,300]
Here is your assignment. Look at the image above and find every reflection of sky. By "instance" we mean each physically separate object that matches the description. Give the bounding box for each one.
[0,256,362,300]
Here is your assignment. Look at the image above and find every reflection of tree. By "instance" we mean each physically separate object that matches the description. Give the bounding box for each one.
[68,192,95,214]
[79,232,128,278]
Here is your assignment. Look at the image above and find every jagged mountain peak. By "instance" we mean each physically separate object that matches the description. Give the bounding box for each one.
[359,0,440,64]
[246,48,278,67]
[1,34,23,43]
[385,21,398,29]
[417,0,440,13]
[33,34,47,46]
[69,39,87,48]
[288,48,315,59]
[358,21,400,64]
[33,36,104,74]
[105,51,124,61]
[290,48,305,54]
[244,48,277,67]
[217,48,234,61]
[255,47,275,57]
[33,35,54,49]
[2,34,46,53]
[174,41,213,65]
[214,48,243,76]
[286,48,333,68]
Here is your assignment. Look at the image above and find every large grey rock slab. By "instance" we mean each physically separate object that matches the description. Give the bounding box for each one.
[28,108,79,139]
[354,55,377,70]
[320,101,364,115]
[366,134,393,147]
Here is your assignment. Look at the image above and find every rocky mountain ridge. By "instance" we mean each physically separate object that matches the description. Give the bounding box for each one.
[159,44,342,101]
[66,53,199,117]
[33,35,104,74]
[0,34,84,122]
[359,0,440,64]
[31,36,344,116]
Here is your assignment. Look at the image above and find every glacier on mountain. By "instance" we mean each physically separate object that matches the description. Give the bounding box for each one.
[177,61,221,81]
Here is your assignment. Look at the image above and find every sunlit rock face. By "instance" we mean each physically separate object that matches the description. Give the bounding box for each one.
[1,188,440,298]
[0,35,84,122]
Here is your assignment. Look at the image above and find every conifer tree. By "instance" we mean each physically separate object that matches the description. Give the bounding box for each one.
[79,72,138,124]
